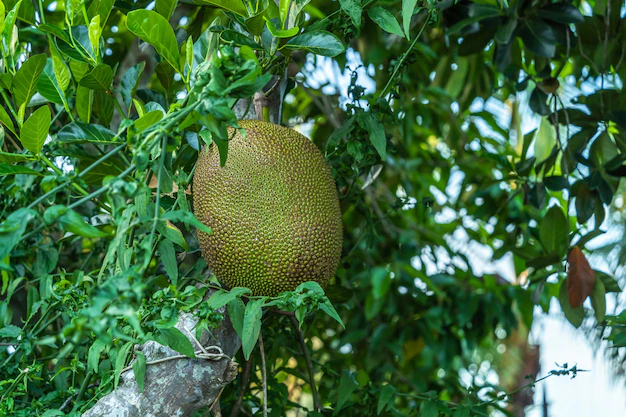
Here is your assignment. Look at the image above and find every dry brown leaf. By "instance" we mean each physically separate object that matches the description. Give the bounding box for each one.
[567,246,595,308]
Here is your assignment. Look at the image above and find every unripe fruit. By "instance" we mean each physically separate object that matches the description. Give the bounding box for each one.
[193,120,343,296]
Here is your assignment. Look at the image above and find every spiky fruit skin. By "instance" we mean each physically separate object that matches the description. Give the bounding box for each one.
[193,120,343,297]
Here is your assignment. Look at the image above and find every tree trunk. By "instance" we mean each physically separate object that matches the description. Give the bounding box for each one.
[83,308,240,417]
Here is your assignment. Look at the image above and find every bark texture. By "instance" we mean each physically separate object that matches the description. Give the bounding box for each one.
[83,308,240,417]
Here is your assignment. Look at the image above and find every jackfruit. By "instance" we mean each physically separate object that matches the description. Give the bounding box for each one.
[193,120,343,297]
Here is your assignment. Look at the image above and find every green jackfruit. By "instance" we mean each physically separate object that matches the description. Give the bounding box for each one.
[193,120,343,296]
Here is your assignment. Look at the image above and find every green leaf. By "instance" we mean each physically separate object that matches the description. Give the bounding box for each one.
[371,267,391,299]
[44,206,103,237]
[339,0,362,30]
[194,17,221,66]
[135,110,164,133]
[494,18,518,44]
[279,0,290,28]
[4,1,22,57]
[453,407,470,417]
[539,205,568,254]
[421,401,438,417]
[158,239,178,285]
[263,17,300,38]
[56,122,118,144]
[0,208,37,261]
[161,210,212,234]
[0,105,17,136]
[365,113,387,159]
[184,36,193,73]
[156,0,177,20]
[12,53,47,108]
[20,105,50,155]
[155,327,196,357]
[590,278,606,322]
[543,175,569,191]
[529,87,550,116]
[0,163,42,176]
[595,270,621,293]
[0,152,34,163]
[188,0,248,16]
[51,50,70,92]
[76,86,93,123]
[447,5,503,34]
[402,0,418,39]
[221,29,265,49]
[558,279,584,328]
[156,60,176,93]
[38,24,71,45]
[114,341,133,388]
[58,208,108,238]
[283,30,345,57]
[368,7,404,38]
[519,20,556,58]
[88,15,101,57]
[132,351,147,392]
[86,0,115,28]
[126,10,181,72]
[377,383,395,415]
[320,300,345,328]
[0,324,21,338]
[79,64,113,91]
[157,220,188,251]
[227,297,245,338]
[334,371,358,415]
[284,0,310,30]
[241,298,264,360]
[207,287,251,310]
[88,339,106,373]
[120,62,146,113]
[533,117,556,163]
[66,0,81,24]
[212,136,229,167]
[17,0,34,25]
[0,1,6,34]
[537,3,584,24]
[36,59,66,105]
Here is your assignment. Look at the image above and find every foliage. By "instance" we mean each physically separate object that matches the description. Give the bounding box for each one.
[0,0,625,416]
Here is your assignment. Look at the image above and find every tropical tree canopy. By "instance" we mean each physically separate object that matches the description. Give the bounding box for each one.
[0,0,625,416]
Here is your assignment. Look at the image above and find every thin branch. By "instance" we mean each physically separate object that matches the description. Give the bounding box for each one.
[4,132,22,152]
[379,10,432,99]
[289,316,321,411]
[258,334,268,417]
[71,371,94,413]
[229,360,252,417]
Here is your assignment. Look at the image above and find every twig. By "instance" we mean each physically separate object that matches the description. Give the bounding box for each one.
[271,309,295,317]
[4,133,22,152]
[258,333,268,417]
[203,386,226,417]
[59,382,99,412]
[263,77,282,97]
[289,316,321,411]
[229,360,252,417]
[71,371,94,412]
[379,10,432,99]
